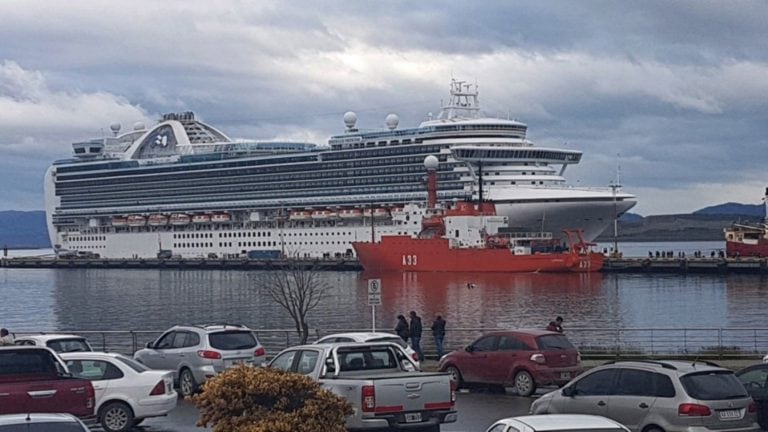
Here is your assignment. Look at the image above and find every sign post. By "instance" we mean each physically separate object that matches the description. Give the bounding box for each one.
[367,278,382,332]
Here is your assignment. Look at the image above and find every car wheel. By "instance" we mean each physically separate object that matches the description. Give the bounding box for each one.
[514,370,536,397]
[445,366,464,388]
[179,368,198,397]
[100,401,134,432]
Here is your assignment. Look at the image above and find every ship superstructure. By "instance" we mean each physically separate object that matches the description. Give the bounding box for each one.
[44,79,636,259]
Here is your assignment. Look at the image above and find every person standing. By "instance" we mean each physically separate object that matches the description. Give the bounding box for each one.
[409,311,423,361]
[0,328,13,346]
[394,315,410,342]
[431,314,446,359]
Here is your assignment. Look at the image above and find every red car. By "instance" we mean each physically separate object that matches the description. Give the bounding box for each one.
[438,329,582,396]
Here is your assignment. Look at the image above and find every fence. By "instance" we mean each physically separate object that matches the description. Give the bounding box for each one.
[14,327,768,360]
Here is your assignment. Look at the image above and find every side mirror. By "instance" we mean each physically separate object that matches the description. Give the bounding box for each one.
[562,386,574,397]
[145,341,154,349]
[465,345,475,353]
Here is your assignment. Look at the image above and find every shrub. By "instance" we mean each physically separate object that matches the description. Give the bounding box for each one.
[192,365,353,432]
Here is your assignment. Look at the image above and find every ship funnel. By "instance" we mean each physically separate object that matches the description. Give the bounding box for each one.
[424,155,439,208]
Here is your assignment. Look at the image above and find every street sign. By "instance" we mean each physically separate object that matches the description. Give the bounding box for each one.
[367,278,382,306]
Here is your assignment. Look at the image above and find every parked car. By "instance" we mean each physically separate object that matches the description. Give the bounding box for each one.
[268,341,456,431]
[133,323,266,396]
[14,334,94,353]
[530,359,760,432]
[486,414,630,432]
[736,363,768,430]
[438,329,582,396]
[0,413,90,431]
[60,352,177,432]
[0,346,95,420]
[315,332,421,370]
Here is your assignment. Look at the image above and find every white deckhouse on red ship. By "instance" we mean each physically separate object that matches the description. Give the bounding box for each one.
[44,79,636,259]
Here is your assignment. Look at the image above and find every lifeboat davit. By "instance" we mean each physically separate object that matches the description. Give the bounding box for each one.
[339,209,363,219]
[211,213,231,223]
[147,214,168,226]
[111,216,127,227]
[169,214,190,226]
[364,208,390,219]
[192,214,211,224]
[289,211,311,221]
[127,215,146,227]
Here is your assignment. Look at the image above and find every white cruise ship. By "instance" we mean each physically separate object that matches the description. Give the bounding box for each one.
[44,79,636,259]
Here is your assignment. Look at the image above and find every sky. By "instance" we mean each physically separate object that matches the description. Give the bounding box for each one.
[0,0,766,216]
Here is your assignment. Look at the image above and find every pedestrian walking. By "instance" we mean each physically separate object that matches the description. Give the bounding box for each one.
[431,314,446,359]
[0,328,13,346]
[409,311,423,361]
[394,315,409,342]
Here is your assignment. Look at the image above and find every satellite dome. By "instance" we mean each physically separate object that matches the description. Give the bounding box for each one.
[385,113,399,130]
[424,155,439,170]
[343,111,357,129]
[109,123,121,136]
[133,122,146,131]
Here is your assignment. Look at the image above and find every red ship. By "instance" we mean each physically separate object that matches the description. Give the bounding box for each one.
[724,188,768,257]
[352,156,604,273]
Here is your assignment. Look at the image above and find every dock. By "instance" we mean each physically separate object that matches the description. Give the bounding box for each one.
[602,257,768,274]
[0,257,362,271]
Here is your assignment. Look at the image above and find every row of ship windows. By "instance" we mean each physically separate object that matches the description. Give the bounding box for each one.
[69,236,106,242]
[59,183,465,209]
[67,244,106,249]
[454,148,580,162]
[174,232,274,239]
[57,154,450,188]
[317,145,442,161]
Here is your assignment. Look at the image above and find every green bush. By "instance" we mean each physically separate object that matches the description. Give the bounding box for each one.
[192,365,353,432]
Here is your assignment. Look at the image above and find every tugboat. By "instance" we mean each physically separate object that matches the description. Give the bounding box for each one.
[724,188,768,257]
[352,156,604,273]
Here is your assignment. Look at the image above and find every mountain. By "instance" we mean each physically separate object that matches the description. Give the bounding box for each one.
[694,202,765,218]
[0,211,50,249]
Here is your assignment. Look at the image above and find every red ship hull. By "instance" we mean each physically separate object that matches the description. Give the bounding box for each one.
[726,240,768,258]
[353,236,603,273]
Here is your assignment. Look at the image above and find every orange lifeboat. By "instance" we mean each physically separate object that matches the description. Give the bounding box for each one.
[289,210,311,221]
[390,207,405,217]
[111,216,127,227]
[339,208,363,219]
[169,214,190,226]
[192,214,211,224]
[147,214,168,226]
[127,215,146,227]
[364,208,390,219]
[211,213,231,223]
[311,210,333,220]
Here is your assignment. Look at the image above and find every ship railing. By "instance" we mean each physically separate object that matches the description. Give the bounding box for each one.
[12,327,768,361]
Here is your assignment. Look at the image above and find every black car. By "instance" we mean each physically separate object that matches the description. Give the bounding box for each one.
[736,363,768,430]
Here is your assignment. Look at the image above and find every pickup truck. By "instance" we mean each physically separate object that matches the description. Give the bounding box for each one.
[267,342,457,431]
[0,346,95,419]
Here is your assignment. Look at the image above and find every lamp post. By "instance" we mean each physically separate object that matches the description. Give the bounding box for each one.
[610,179,620,258]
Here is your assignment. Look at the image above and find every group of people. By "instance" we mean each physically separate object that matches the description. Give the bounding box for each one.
[0,328,13,346]
[394,311,446,360]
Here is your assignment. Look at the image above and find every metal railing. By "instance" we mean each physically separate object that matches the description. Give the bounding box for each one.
[13,327,768,360]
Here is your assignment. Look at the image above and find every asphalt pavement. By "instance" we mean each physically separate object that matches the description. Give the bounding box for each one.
[130,387,540,432]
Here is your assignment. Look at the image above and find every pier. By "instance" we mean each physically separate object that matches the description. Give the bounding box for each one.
[3,255,768,273]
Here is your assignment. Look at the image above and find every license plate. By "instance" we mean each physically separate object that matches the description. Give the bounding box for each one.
[718,409,740,420]
[404,413,422,423]
[227,359,251,367]
[560,372,571,380]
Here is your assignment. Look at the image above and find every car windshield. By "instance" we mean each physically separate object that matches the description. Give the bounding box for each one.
[536,334,575,350]
[0,350,61,376]
[681,371,749,400]
[0,422,86,431]
[114,355,149,372]
[208,331,257,350]
[47,339,91,353]
[367,336,407,348]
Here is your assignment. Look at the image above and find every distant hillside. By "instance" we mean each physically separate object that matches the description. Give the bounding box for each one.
[694,202,764,218]
[0,211,49,249]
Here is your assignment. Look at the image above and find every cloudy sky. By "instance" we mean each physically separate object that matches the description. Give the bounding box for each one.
[1,0,766,215]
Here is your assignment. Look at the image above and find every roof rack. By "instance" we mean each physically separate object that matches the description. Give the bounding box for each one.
[602,359,678,370]
[194,323,246,329]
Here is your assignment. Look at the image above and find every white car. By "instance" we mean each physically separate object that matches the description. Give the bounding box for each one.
[14,334,94,352]
[314,332,421,370]
[486,414,630,432]
[60,352,177,432]
[0,413,90,431]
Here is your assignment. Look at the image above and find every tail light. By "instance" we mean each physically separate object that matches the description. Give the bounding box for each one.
[197,350,222,360]
[748,401,757,413]
[361,385,376,412]
[530,353,546,364]
[254,347,266,357]
[450,378,457,404]
[678,403,712,416]
[85,383,95,410]
[149,380,165,396]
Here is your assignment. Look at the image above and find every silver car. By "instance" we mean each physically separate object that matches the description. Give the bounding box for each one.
[531,360,760,432]
[133,324,266,396]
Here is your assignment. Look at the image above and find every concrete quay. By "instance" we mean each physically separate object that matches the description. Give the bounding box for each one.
[602,256,768,274]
